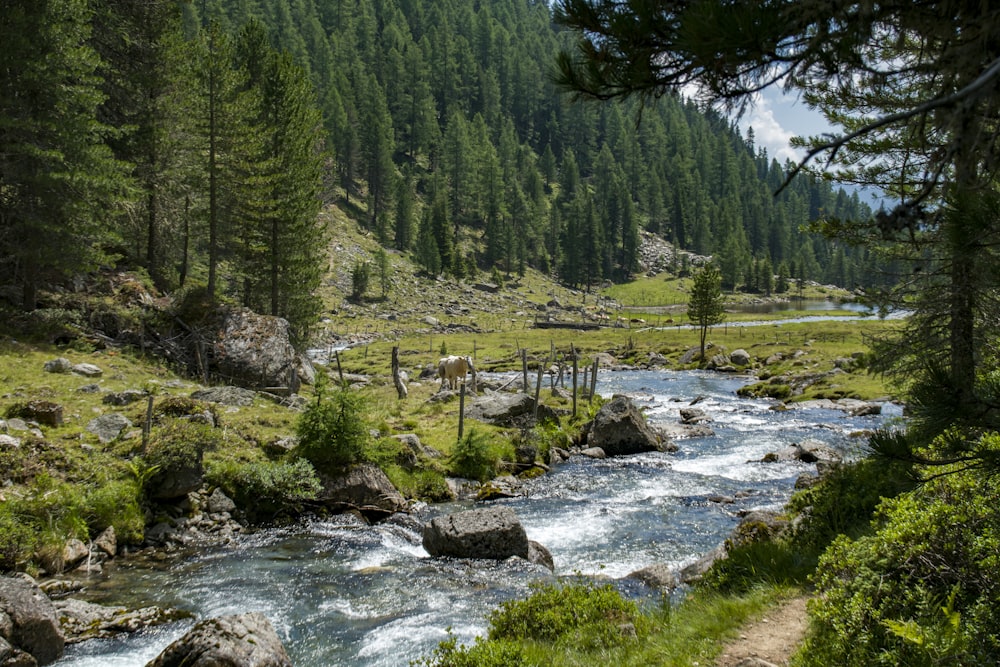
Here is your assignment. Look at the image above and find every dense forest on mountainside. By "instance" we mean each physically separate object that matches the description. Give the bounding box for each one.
[1,0,881,342]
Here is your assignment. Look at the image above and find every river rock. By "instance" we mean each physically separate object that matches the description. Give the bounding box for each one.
[146,612,292,667]
[679,407,710,424]
[760,439,842,465]
[86,413,132,444]
[207,488,236,514]
[318,464,407,520]
[60,540,90,573]
[54,598,186,643]
[583,395,669,456]
[94,526,117,558]
[0,434,21,449]
[0,576,65,665]
[212,308,302,393]
[423,507,530,561]
[526,540,554,571]
[626,563,678,591]
[579,446,606,459]
[678,544,728,584]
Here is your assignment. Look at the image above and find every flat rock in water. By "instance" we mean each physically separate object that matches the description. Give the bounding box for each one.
[54,598,188,643]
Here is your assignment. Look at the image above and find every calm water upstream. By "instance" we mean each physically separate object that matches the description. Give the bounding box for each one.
[56,370,900,666]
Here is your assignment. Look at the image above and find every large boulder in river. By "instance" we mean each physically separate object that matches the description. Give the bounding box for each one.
[423,507,532,562]
[318,463,407,520]
[0,576,65,665]
[583,395,669,456]
[146,612,291,667]
[212,308,303,392]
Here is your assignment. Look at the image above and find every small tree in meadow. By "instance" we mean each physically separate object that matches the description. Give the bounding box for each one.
[687,264,726,365]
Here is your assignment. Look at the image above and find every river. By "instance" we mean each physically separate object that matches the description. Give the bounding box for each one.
[56,370,899,666]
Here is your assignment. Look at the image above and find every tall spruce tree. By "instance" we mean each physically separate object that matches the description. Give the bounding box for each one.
[0,0,127,310]
[687,264,726,366]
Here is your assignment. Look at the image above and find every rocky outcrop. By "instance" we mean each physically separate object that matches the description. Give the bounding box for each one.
[583,395,670,456]
[146,612,292,667]
[318,464,407,520]
[422,507,552,569]
[212,308,303,392]
[0,576,65,666]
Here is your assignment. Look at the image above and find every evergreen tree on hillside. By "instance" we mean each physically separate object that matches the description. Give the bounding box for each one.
[0,0,127,310]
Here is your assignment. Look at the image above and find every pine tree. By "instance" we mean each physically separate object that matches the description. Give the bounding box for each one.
[0,0,127,310]
[687,264,726,366]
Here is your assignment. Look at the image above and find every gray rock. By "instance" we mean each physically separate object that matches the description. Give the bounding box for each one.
[0,635,34,667]
[85,414,132,444]
[54,598,185,643]
[526,540,555,571]
[60,540,89,572]
[76,383,101,394]
[145,612,291,667]
[147,456,204,501]
[42,358,72,374]
[190,386,257,407]
[584,395,668,456]
[679,544,728,584]
[466,393,536,425]
[318,464,407,519]
[423,507,530,561]
[421,315,440,327]
[0,434,20,449]
[102,390,147,406]
[207,488,236,514]
[579,447,606,459]
[70,363,103,378]
[0,576,65,665]
[730,349,752,366]
[212,308,302,392]
[679,407,710,424]
[93,526,117,558]
[390,433,443,459]
[626,563,678,591]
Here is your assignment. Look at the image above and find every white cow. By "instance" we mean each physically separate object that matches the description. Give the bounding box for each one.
[438,355,473,390]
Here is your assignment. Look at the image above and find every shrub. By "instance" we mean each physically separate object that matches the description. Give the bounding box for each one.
[448,429,498,483]
[799,463,1000,666]
[295,379,369,473]
[145,420,222,477]
[0,504,36,571]
[85,480,145,544]
[488,580,648,649]
[206,458,321,521]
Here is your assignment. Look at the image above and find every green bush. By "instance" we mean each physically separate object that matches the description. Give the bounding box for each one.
[145,420,222,474]
[487,580,648,649]
[0,504,36,571]
[799,462,1000,666]
[295,379,369,473]
[206,458,321,521]
[84,479,145,544]
[448,429,498,483]
[786,450,915,552]
[414,580,646,666]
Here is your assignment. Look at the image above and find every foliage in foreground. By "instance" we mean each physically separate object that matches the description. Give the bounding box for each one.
[206,458,322,521]
[797,440,1000,666]
[414,579,787,667]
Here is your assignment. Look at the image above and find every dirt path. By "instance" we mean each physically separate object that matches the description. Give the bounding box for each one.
[715,595,811,667]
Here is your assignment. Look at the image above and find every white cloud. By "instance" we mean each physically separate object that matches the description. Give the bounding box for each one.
[739,93,801,163]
